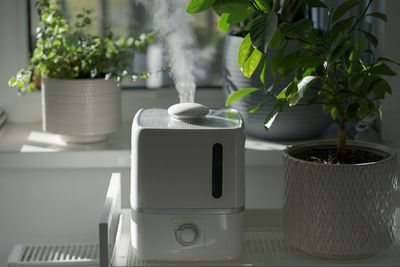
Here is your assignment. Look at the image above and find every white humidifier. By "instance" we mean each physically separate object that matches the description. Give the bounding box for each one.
[130,103,245,261]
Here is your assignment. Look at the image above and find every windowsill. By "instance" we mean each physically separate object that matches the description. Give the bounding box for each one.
[1,88,399,169]
[0,122,288,169]
[2,121,400,170]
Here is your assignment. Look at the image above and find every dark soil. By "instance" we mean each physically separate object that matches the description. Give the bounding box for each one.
[291,147,387,165]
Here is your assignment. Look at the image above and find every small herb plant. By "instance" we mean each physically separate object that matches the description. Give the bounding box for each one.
[226,0,399,155]
[9,0,154,94]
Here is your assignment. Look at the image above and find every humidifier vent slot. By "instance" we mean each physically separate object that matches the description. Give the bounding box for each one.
[212,143,223,199]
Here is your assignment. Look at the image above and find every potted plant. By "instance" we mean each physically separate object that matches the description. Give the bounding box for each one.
[8,0,152,143]
[187,0,331,140]
[230,0,398,259]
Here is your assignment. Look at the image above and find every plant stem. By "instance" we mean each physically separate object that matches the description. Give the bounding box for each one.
[326,0,334,39]
[349,0,374,33]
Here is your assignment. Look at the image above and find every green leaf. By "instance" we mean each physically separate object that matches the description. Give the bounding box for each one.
[268,28,284,49]
[358,29,378,47]
[280,19,314,39]
[330,107,338,120]
[289,76,317,106]
[218,13,230,32]
[369,80,386,98]
[301,0,327,8]
[186,0,216,13]
[370,62,396,76]
[260,55,268,86]
[254,0,271,11]
[264,111,278,130]
[367,122,379,134]
[226,87,261,106]
[377,57,400,66]
[367,12,387,22]
[328,40,351,66]
[8,77,17,87]
[277,82,297,99]
[306,96,319,107]
[332,0,360,23]
[298,52,321,68]
[42,12,49,22]
[277,51,300,77]
[337,89,359,97]
[347,37,364,74]
[330,17,354,40]
[238,33,263,78]
[378,104,383,120]
[271,42,287,76]
[226,6,254,24]
[52,39,61,46]
[250,103,264,114]
[349,73,364,90]
[242,47,263,78]
[83,17,91,25]
[250,98,272,114]
[250,12,278,53]
[347,103,360,120]
[213,0,250,14]
[369,78,392,97]
[264,101,286,130]
[27,82,37,92]
[17,80,24,88]
[244,19,256,32]
[238,34,252,67]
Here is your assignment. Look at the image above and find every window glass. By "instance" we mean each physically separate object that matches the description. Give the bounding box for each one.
[29,0,223,88]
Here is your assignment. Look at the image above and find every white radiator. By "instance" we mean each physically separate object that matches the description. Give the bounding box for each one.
[7,173,122,267]
[7,244,99,267]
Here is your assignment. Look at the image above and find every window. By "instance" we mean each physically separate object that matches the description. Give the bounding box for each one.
[28,0,224,88]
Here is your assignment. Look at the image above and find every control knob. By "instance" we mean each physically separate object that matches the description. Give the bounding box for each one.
[175,223,200,246]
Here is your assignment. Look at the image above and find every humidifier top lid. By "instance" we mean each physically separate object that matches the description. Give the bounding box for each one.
[136,103,242,129]
[168,103,209,121]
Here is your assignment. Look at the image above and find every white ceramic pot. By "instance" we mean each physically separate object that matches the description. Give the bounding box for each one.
[41,76,121,143]
[283,140,397,259]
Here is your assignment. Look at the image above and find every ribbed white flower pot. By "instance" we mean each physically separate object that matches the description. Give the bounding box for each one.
[41,76,121,143]
[283,140,397,259]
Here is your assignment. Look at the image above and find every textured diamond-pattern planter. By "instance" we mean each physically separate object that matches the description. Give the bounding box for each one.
[42,76,121,143]
[283,140,397,259]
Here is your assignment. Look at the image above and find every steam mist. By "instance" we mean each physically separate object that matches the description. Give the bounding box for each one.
[139,0,197,103]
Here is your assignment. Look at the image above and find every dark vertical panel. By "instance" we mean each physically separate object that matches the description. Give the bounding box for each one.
[212,143,223,199]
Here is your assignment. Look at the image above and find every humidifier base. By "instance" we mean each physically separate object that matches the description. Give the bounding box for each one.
[130,208,244,261]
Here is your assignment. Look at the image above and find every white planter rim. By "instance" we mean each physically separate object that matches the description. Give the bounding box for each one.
[283,139,396,167]
[42,75,117,84]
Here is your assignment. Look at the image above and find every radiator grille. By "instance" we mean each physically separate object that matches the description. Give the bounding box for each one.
[9,244,99,266]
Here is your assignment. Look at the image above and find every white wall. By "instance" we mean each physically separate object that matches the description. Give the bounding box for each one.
[0,0,42,123]
[382,0,400,142]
